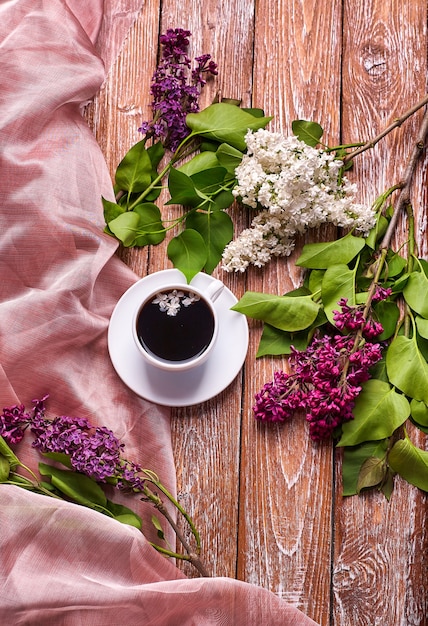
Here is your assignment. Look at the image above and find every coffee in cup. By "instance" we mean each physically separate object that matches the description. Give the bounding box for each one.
[132,278,224,372]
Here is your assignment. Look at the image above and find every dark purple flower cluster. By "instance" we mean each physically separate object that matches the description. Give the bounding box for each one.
[138,28,217,151]
[0,403,30,444]
[0,396,145,490]
[333,298,383,339]
[253,371,303,423]
[253,297,385,440]
[0,395,48,445]
[372,286,393,303]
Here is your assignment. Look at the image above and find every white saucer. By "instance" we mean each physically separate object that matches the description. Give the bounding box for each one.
[108,269,249,407]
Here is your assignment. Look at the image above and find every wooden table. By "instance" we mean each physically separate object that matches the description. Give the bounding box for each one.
[85,1,428,623]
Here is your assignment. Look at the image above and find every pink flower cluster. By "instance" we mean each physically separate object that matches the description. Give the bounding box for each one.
[253,297,386,440]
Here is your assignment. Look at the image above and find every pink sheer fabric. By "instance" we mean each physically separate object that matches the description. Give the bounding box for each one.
[0,1,318,624]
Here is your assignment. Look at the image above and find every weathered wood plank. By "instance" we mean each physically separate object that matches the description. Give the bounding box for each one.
[335,1,428,624]
[236,1,343,623]
[146,0,258,578]
[85,0,162,275]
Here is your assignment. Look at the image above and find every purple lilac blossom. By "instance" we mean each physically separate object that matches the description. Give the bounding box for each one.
[0,396,145,491]
[0,403,31,444]
[372,286,393,303]
[138,28,217,151]
[254,297,385,440]
[32,417,124,482]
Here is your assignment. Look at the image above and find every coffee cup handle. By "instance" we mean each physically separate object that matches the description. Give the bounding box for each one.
[203,278,224,303]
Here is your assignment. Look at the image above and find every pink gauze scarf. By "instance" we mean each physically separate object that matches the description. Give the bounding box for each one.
[0,1,318,624]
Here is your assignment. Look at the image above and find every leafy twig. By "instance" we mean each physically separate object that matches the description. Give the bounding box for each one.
[141,472,210,577]
[380,104,428,251]
[340,104,428,382]
[343,93,428,164]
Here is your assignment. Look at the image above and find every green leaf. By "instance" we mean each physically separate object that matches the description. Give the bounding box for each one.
[256,324,312,357]
[167,167,201,207]
[307,269,325,295]
[147,141,165,169]
[365,214,389,249]
[107,205,166,248]
[167,229,207,282]
[106,500,143,529]
[178,151,221,176]
[231,292,320,332]
[241,107,267,118]
[102,196,125,223]
[185,210,233,274]
[0,436,20,470]
[420,258,428,277]
[210,190,235,211]
[107,212,140,247]
[381,469,395,500]
[296,232,365,269]
[357,456,388,494]
[133,203,166,246]
[342,439,389,496]
[416,316,428,339]
[256,305,327,356]
[403,271,428,318]
[39,481,59,493]
[42,452,72,468]
[115,140,152,193]
[321,264,356,324]
[216,143,244,173]
[151,514,166,540]
[186,103,272,151]
[410,398,428,428]
[38,463,107,507]
[199,139,220,152]
[291,120,323,146]
[386,335,428,403]
[388,436,428,491]
[369,356,389,382]
[338,379,410,447]
[0,454,10,481]
[191,167,228,194]
[381,250,406,279]
[373,300,400,340]
[391,272,410,294]
[416,333,428,362]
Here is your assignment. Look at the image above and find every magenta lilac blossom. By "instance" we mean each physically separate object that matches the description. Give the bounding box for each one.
[253,371,303,423]
[254,298,384,440]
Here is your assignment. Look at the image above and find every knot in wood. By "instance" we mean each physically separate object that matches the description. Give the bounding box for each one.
[361,43,387,77]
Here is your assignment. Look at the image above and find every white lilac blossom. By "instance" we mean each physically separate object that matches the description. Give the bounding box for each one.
[222,129,376,272]
[152,290,200,316]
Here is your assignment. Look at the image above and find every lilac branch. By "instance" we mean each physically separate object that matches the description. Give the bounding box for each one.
[343,93,428,164]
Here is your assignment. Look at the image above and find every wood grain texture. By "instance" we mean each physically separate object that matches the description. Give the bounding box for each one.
[150,0,258,579]
[236,2,343,624]
[86,0,428,623]
[336,1,428,625]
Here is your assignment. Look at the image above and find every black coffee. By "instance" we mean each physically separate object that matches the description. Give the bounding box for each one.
[136,289,215,362]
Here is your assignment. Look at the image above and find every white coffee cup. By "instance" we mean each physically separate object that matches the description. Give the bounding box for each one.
[132,277,224,372]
